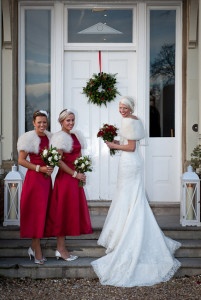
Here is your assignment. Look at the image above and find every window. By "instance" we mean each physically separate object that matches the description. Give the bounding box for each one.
[149,10,176,137]
[67,9,133,43]
[24,9,51,131]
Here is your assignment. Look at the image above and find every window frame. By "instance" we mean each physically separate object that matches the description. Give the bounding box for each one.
[64,5,137,51]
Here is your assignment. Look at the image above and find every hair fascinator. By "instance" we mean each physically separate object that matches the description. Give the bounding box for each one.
[39,110,49,117]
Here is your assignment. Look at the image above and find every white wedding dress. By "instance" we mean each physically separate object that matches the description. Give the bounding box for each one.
[91,117,181,287]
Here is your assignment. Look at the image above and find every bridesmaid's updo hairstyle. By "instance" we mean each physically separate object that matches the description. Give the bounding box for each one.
[119,96,135,113]
[58,109,75,125]
[33,110,48,121]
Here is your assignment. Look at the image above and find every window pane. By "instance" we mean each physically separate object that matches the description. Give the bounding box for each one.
[149,10,176,137]
[68,9,133,43]
[25,10,51,131]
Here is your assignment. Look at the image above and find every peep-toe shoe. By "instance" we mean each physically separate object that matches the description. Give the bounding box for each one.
[28,247,46,264]
[55,250,78,261]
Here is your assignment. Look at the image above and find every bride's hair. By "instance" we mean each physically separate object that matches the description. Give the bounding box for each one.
[119,96,135,113]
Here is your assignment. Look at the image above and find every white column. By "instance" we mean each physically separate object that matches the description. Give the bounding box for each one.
[51,1,64,133]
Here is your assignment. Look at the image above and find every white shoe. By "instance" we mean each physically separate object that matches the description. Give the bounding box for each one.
[55,250,78,261]
[28,247,47,264]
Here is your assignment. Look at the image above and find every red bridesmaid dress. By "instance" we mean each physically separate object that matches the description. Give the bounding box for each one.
[20,135,52,238]
[45,134,93,237]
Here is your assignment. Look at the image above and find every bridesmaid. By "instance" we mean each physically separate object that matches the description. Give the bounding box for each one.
[17,110,53,264]
[45,109,93,261]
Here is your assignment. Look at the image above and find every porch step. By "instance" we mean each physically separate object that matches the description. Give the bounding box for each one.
[1,202,201,279]
[0,239,105,258]
[88,201,180,216]
[0,239,201,259]
[0,257,201,279]
[0,257,96,279]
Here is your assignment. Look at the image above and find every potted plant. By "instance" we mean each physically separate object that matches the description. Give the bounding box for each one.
[190,144,201,177]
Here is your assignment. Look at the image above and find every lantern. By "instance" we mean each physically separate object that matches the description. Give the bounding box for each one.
[180,165,200,226]
[3,165,23,226]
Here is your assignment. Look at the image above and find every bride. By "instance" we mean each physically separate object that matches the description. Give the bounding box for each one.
[91,96,181,287]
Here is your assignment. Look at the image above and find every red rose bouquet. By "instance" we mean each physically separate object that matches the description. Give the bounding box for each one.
[97,124,118,156]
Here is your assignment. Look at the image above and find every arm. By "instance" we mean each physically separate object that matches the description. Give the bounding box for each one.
[105,139,136,152]
[57,150,86,182]
[18,150,53,175]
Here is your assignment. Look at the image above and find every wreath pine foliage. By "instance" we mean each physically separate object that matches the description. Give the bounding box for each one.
[82,72,120,107]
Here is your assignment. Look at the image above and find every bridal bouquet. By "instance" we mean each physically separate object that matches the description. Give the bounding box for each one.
[41,145,62,167]
[97,123,118,156]
[74,155,93,187]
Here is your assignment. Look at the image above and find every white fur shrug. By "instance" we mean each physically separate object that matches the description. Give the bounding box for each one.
[50,130,87,153]
[119,118,145,141]
[17,130,52,154]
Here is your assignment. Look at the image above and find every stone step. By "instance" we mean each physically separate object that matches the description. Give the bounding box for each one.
[1,239,201,259]
[88,201,180,216]
[0,239,105,258]
[1,215,201,241]
[176,258,201,277]
[0,257,96,279]
[0,257,200,279]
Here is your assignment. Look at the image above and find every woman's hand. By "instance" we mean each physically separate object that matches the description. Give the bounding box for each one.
[40,165,54,176]
[105,141,116,150]
[76,172,86,183]
[105,140,136,152]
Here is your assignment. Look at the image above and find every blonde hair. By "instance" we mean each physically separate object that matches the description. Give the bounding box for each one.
[58,109,75,124]
[119,96,135,113]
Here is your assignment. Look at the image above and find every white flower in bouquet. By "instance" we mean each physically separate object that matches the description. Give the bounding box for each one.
[73,155,93,187]
[43,149,48,157]
[41,145,62,167]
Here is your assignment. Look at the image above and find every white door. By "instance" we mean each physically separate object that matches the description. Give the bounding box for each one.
[64,51,181,202]
[64,51,136,200]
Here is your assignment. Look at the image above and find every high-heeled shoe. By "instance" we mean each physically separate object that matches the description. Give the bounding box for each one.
[55,250,78,261]
[28,247,46,264]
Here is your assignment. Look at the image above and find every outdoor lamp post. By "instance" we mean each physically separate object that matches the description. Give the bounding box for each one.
[180,165,200,226]
[3,165,23,226]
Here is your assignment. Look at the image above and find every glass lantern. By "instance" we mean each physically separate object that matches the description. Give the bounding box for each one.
[180,165,200,226]
[3,165,23,226]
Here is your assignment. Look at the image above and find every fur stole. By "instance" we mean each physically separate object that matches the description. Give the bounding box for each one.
[17,130,52,154]
[51,129,87,153]
[119,117,145,141]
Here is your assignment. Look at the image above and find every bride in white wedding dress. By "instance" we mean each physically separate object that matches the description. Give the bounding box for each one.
[91,96,181,287]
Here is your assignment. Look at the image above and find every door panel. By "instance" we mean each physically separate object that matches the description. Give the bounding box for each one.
[145,138,180,202]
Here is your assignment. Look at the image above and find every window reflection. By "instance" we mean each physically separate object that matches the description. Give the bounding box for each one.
[149,10,176,137]
[25,10,51,131]
[68,9,133,43]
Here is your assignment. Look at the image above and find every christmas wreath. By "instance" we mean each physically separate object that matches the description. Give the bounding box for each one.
[82,72,120,107]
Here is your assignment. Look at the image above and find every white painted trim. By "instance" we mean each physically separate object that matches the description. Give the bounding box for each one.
[2,0,11,46]
[51,1,64,133]
[18,5,26,135]
[188,0,198,48]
